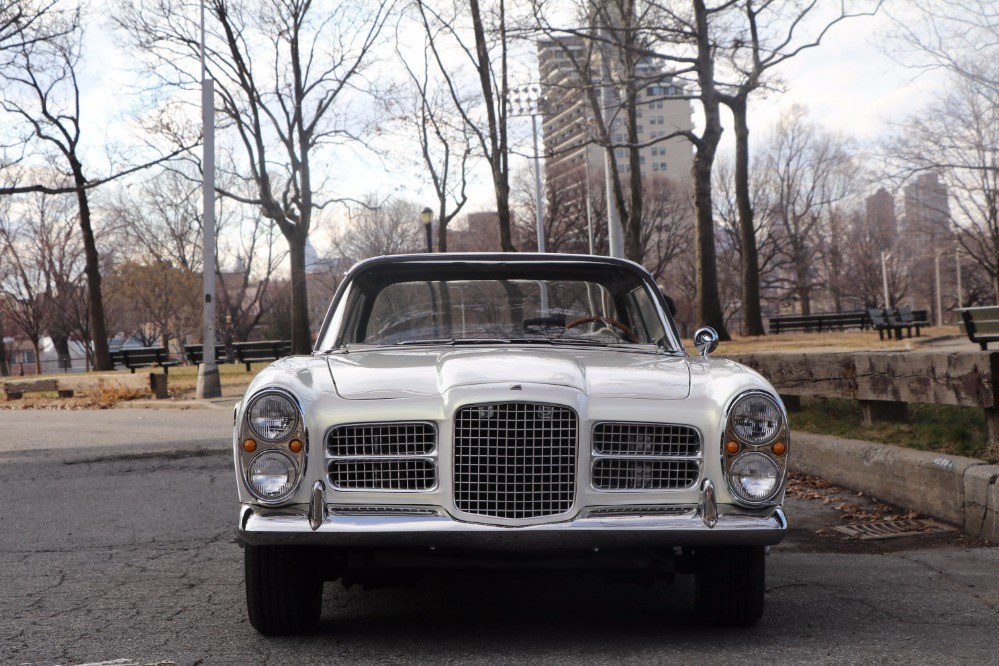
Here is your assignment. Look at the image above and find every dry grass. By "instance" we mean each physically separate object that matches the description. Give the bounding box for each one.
[684,325,961,355]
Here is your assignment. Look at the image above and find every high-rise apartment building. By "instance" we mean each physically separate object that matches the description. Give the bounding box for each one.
[537,37,694,192]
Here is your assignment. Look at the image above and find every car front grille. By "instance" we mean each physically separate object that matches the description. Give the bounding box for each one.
[327,422,436,456]
[592,423,700,456]
[326,422,437,491]
[328,459,436,490]
[591,458,700,490]
[454,402,577,520]
[591,422,701,491]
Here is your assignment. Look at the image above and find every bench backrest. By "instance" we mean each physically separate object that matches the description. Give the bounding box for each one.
[112,347,171,367]
[232,340,292,363]
[959,307,999,337]
[866,308,887,327]
[184,344,226,364]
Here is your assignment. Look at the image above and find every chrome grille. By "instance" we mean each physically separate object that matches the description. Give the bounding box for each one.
[593,423,700,456]
[329,459,436,491]
[454,402,577,520]
[591,458,699,490]
[327,422,436,456]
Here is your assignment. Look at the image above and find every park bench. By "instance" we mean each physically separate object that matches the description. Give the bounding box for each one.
[232,340,292,371]
[867,308,899,340]
[183,344,227,365]
[896,306,929,337]
[110,347,180,374]
[958,306,999,350]
[769,310,868,334]
[3,372,168,400]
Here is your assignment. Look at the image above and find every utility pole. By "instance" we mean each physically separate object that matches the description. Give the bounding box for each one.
[196,0,221,399]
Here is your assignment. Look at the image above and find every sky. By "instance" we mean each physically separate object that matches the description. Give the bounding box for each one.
[59,2,946,231]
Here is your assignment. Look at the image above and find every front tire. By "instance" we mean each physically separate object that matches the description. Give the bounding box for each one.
[244,543,323,635]
[694,545,766,627]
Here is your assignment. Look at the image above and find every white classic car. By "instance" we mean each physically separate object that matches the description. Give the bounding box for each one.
[233,253,788,634]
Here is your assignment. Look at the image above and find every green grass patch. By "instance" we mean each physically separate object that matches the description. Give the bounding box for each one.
[791,396,994,463]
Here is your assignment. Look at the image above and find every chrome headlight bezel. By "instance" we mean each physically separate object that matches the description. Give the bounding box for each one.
[237,388,307,506]
[727,451,782,504]
[721,390,789,507]
[246,391,301,442]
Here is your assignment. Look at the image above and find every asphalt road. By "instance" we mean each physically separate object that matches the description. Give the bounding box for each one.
[2,408,998,665]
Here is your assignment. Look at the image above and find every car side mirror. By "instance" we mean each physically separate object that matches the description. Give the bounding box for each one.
[693,327,719,357]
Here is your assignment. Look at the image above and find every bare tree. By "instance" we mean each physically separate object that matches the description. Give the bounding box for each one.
[415,0,524,251]
[0,7,189,369]
[389,17,475,252]
[0,192,80,373]
[758,106,854,314]
[117,0,396,354]
[332,195,424,261]
[885,0,999,300]
[714,0,882,335]
[888,74,999,299]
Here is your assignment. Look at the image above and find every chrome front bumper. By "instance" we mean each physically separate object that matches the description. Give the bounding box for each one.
[238,504,787,548]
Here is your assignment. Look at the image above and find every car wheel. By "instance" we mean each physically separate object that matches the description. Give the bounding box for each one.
[244,543,323,635]
[694,545,765,627]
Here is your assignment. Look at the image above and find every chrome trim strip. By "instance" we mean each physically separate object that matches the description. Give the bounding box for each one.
[238,505,788,548]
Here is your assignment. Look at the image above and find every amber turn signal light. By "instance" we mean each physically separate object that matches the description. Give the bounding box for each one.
[242,439,257,453]
[725,440,740,455]
[771,441,786,456]
[289,439,303,454]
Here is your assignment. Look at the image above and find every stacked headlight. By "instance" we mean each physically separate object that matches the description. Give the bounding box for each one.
[724,392,787,505]
[248,393,299,441]
[731,393,782,445]
[247,450,297,500]
[239,390,304,504]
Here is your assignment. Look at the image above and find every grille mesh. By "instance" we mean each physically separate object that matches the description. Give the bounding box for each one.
[454,402,577,520]
[592,422,700,456]
[327,422,436,456]
[329,459,435,491]
[591,458,699,490]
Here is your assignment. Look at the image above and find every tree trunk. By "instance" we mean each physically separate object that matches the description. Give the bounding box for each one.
[71,159,112,371]
[730,97,765,336]
[288,231,312,354]
[0,320,9,376]
[691,0,730,341]
[32,339,42,375]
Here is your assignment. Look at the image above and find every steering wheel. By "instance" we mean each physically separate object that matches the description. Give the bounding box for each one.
[565,316,638,343]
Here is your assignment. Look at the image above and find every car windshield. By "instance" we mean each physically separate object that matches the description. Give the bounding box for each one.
[324,261,675,351]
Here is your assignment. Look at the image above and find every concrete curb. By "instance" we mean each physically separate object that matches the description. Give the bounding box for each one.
[792,432,999,543]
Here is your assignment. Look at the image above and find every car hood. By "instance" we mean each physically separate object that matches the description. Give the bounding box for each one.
[326,347,690,400]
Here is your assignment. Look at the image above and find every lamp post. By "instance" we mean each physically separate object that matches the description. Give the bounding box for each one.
[196,0,220,399]
[508,84,545,253]
[420,207,433,253]
[956,249,963,307]
[881,250,892,309]
[935,249,943,327]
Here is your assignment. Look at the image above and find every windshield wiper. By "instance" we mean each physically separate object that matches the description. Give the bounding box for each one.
[392,338,456,346]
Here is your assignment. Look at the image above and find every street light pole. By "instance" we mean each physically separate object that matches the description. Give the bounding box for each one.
[420,207,434,253]
[956,249,963,307]
[935,249,943,327]
[509,85,545,253]
[196,0,221,399]
[881,250,892,309]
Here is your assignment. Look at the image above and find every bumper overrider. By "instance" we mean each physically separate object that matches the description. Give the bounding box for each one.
[238,481,788,549]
